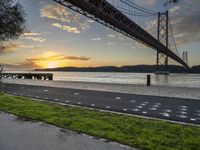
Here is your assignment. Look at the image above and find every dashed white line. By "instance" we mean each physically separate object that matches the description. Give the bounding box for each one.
[74,93,79,95]
[152,105,159,108]
[106,106,111,109]
[136,106,143,109]
[54,99,59,101]
[141,103,146,106]
[91,104,95,107]
[179,111,187,115]
[77,102,82,105]
[65,100,70,103]
[190,118,197,121]
[160,112,170,117]
[180,106,187,109]
[123,109,127,111]
[44,89,49,92]
[149,107,157,111]
[176,115,187,119]
[130,100,136,103]
[163,109,172,113]
[44,97,48,100]
[131,109,140,112]
[115,97,121,100]
[142,111,147,114]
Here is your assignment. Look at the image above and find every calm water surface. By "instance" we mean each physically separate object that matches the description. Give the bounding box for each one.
[4,71,200,88]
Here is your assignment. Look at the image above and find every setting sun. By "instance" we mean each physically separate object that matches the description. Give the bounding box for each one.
[32,51,69,68]
[46,61,59,68]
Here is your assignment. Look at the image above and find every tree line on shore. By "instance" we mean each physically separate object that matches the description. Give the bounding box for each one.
[36,65,200,73]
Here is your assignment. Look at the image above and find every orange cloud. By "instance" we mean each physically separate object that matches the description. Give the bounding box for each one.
[23,32,41,36]
[26,51,90,68]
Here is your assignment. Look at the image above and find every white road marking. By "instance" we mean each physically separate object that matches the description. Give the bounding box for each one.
[36,96,39,98]
[77,102,82,105]
[65,100,70,103]
[180,106,187,109]
[44,97,48,100]
[20,87,24,89]
[136,106,143,109]
[149,107,157,111]
[44,89,48,92]
[74,93,79,95]
[123,109,127,111]
[142,111,147,114]
[176,115,187,119]
[141,103,146,106]
[130,100,136,103]
[190,118,196,121]
[54,99,59,101]
[152,105,159,108]
[160,112,170,117]
[131,109,140,112]
[179,111,187,115]
[144,102,149,104]
[116,97,121,100]
[106,106,111,109]
[179,109,187,112]
[163,109,172,113]
[91,104,95,107]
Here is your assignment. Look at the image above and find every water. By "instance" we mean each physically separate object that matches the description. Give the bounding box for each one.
[3,71,200,88]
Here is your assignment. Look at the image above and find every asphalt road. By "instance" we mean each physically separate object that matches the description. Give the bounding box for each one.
[2,83,200,125]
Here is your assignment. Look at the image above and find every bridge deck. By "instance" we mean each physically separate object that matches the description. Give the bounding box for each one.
[54,0,189,68]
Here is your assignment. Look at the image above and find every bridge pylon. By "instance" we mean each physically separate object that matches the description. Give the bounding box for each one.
[156,11,169,74]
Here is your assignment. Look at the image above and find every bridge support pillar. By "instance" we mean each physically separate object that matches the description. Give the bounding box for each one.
[156,11,169,74]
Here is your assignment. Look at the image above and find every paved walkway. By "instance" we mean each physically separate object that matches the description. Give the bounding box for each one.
[3,79,200,100]
[2,83,200,125]
[0,113,136,150]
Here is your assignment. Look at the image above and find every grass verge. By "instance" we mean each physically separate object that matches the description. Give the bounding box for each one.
[0,93,200,150]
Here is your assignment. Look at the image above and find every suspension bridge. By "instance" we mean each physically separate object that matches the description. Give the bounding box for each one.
[53,0,189,73]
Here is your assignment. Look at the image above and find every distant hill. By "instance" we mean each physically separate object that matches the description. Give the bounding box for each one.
[35,65,200,73]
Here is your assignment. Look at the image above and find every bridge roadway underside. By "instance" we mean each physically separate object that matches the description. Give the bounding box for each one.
[54,0,189,68]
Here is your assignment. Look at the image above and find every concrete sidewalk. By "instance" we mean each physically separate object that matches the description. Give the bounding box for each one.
[0,113,136,150]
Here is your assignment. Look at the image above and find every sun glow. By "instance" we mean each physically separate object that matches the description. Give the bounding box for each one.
[33,51,69,68]
[46,61,59,68]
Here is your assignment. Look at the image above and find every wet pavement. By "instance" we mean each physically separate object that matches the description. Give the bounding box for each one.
[0,113,136,150]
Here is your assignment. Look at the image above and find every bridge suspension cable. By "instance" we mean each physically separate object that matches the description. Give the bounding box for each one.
[119,0,158,15]
[169,18,179,57]
[53,0,189,68]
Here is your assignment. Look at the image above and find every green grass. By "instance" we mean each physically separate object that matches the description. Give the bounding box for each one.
[0,93,200,150]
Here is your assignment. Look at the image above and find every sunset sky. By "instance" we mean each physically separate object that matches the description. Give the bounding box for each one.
[1,0,200,70]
